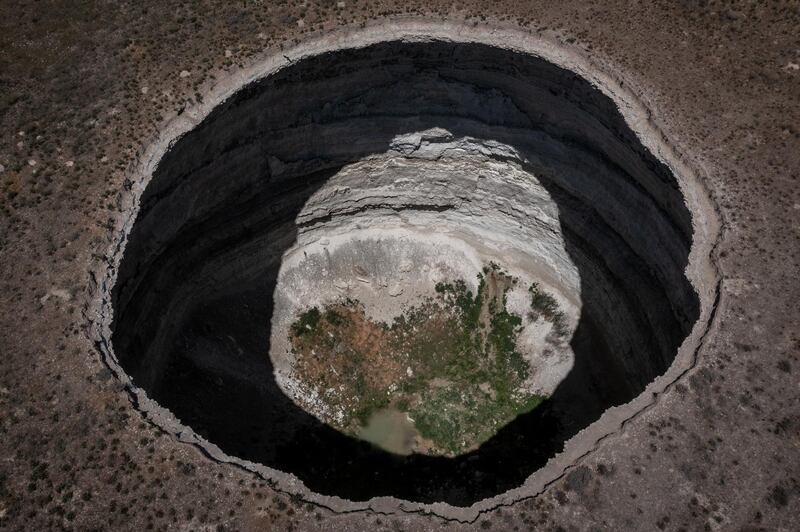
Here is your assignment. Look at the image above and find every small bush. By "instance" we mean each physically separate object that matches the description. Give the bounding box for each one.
[290,307,321,337]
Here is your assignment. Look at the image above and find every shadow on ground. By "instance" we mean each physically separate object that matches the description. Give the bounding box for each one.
[111,41,699,505]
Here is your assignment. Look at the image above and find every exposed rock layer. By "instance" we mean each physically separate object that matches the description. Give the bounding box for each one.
[111,40,699,505]
[269,139,580,416]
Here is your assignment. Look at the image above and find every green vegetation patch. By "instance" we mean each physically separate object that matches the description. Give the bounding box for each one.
[290,306,321,337]
[288,265,563,456]
[529,282,569,337]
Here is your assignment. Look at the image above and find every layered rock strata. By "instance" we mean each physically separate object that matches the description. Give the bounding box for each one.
[110,40,700,505]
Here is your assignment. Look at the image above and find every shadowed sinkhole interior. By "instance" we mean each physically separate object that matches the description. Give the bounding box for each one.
[110,40,700,506]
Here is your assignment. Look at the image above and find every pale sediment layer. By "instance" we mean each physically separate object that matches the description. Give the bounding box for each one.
[270,140,580,411]
[100,27,716,517]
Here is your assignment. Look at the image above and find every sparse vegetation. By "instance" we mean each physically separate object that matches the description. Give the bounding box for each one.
[0,0,779,527]
[289,306,321,337]
[289,265,555,456]
[529,282,569,337]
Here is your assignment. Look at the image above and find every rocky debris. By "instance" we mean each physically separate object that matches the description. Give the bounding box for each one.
[388,284,403,297]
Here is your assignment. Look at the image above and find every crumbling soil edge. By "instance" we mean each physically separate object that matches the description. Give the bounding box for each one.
[82,18,723,523]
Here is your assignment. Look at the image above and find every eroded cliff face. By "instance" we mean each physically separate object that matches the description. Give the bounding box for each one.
[270,136,580,429]
[109,39,700,505]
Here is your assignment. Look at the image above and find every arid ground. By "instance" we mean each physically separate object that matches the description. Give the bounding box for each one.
[0,2,798,530]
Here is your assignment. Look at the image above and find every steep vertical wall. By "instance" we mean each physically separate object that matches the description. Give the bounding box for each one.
[107,38,704,506]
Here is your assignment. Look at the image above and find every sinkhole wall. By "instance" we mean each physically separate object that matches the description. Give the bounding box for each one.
[108,38,701,505]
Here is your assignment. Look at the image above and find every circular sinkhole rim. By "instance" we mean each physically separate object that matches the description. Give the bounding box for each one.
[87,19,721,522]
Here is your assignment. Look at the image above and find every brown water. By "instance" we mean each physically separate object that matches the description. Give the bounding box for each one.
[358,408,419,455]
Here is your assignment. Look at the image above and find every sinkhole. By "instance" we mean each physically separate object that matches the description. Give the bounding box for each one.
[106,34,712,508]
